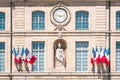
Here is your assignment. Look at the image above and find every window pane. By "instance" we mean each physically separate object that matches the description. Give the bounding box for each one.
[0,12,5,30]
[32,11,45,30]
[76,42,88,72]
[0,43,5,72]
[32,42,45,72]
[76,11,88,30]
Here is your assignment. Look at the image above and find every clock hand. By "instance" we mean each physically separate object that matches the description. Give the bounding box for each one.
[58,15,65,17]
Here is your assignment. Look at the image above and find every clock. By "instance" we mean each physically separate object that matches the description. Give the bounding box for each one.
[50,3,71,26]
[53,8,67,23]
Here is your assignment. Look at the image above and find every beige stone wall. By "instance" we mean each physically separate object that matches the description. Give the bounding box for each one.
[12,5,106,72]
[1,0,120,79]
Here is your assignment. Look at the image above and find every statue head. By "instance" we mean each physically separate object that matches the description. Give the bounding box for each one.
[58,43,61,48]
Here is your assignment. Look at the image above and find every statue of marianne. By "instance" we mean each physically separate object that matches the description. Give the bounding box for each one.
[55,43,65,66]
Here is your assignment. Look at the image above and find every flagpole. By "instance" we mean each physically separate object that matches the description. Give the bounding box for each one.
[108,0,111,80]
[108,0,111,74]
[10,0,13,80]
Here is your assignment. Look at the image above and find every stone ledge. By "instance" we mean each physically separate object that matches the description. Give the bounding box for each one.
[0,72,120,76]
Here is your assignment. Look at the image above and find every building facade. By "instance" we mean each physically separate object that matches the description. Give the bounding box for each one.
[0,0,120,80]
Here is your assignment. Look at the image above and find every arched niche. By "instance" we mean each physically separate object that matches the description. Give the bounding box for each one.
[53,39,67,68]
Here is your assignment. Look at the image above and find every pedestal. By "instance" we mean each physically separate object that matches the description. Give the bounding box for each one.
[55,60,65,72]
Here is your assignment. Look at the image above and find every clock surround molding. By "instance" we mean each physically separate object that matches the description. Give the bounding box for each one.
[50,3,71,27]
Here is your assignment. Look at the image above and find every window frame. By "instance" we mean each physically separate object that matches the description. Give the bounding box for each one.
[75,41,89,72]
[116,11,120,30]
[116,42,120,72]
[0,12,5,31]
[75,11,89,30]
[32,11,45,30]
[32,41,45,72]
[0,42,5,72]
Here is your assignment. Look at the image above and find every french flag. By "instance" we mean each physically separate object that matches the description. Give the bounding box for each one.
[105,48,110,66]
[21,48,28,63]
[25,48,36,65]
[27,53,36,65]
[91,48,96,65]
[100,47,106,64]
[95,47,101,64]
[12,48,21,64]
[29,55,36,65]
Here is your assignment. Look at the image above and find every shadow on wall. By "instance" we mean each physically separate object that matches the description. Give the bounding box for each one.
[92,63,110,79]
[15,60,30,73]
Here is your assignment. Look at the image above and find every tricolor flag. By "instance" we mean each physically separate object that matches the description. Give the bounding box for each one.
[27,53,36,65]
[105,48,110,66]
[21,47,28,63]
[24,48,30,63]
[100,47,106,64]
[95,47,101,64]
[12,48,21,64]
[24,48,36,65]
[91,48,96,65]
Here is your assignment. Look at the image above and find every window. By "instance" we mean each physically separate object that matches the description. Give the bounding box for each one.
[76,11,88,30]
[32,11,45,30]
[0,43,5,72]
[116,42,120,71]
[0,12,5,30]
[116,11,120,30]
[32,42,45,72]
[75,42,88,72]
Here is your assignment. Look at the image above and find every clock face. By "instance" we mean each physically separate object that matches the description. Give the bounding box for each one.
[53,8,67,23]
[50,4,71,26]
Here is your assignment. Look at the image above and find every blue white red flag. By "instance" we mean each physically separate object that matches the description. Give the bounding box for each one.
[95,47,101,64]
[27,53,36,65]
[21,47,28,63]
[23,48,36,65]
[12,48,21,64]
[91,48,96,65]
[105,48,110,66]
[100,47,106,64]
